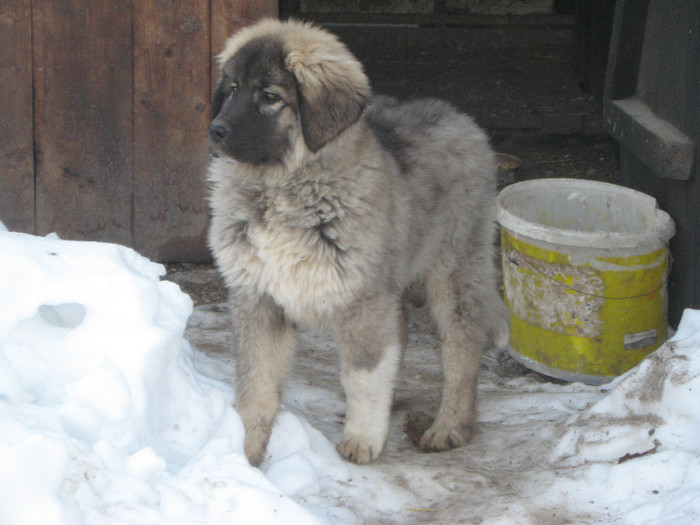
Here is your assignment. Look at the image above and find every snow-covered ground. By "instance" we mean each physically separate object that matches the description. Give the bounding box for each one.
[2,225,700,524]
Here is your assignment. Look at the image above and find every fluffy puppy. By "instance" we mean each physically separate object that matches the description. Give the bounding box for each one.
[207,18,508,466]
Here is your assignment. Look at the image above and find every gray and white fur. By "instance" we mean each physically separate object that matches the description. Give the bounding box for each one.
[207,18,509,466]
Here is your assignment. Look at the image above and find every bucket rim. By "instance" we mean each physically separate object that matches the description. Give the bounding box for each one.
[496,178,675,249]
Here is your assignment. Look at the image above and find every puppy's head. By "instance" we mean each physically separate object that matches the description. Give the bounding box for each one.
[210,19,371,164]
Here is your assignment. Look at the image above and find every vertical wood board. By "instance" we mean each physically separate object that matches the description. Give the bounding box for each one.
[33,0,133,243]
[211,0,278,62]
[0,0,34,233]
[133,0,211,262]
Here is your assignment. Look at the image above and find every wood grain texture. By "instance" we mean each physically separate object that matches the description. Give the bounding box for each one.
[33,0,133,243]
[133,0,212,261]
[0,0,34,233]
[211,0,278,59]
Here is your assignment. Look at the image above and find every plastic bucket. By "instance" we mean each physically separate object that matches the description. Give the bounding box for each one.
[496,178,675,384]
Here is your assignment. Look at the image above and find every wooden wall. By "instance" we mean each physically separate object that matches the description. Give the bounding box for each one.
[0,0,276,261]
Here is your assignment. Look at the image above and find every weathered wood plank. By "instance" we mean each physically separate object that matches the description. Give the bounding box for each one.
[33,0,133,243]
[133,0,211,262]
[0,0,34,233]
[606,97,695,181]
[211,0,278,60]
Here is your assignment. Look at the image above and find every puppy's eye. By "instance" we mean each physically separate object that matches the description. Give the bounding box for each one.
[262,91,281,103]
[229,82,239,93]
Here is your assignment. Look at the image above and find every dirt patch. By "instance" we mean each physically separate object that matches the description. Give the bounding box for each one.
[165,263,227,306]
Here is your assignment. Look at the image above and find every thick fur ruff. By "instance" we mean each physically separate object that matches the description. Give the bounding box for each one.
[208,18,509,466]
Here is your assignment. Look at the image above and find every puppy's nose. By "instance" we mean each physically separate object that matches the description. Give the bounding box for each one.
[209,123,228,143]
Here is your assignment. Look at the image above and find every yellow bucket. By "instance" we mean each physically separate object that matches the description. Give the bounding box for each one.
[496,179,675,384]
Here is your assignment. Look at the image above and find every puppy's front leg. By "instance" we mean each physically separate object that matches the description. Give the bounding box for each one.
[232,293,295,466]
[333,297,402,464]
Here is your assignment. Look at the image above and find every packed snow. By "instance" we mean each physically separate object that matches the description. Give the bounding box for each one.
[2,224,700,524]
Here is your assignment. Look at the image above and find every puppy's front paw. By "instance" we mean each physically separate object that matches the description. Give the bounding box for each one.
[337,433,385,464]
[419,423,472,452]
[244,440,266,467]
[243,426,272,467]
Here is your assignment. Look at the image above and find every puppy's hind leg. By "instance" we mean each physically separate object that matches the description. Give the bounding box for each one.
[420,260,495,452]
[232,293,296,467]
[332,296,403,464]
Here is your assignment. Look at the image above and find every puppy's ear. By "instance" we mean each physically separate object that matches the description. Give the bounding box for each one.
[286,33,371,152]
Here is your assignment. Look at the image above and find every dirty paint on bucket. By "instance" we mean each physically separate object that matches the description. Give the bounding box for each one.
[496,179,675,384]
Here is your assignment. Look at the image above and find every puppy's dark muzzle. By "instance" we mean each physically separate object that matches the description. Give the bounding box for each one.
[209,123,229,143]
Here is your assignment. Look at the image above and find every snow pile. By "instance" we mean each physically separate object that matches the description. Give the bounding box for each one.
[0,230,321,525]
[554,316,700,467]
[543,310,700,524]
[2,226,700,524]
